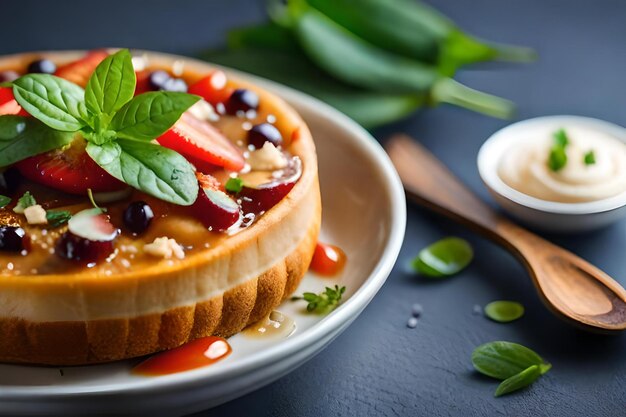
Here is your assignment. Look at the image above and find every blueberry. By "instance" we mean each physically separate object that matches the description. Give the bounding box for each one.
[0,70,19,83]
[0,168,21,196]
[27,59,56,74]
[123,201,154,234]
[248,123,283,148]
[0,226,28,252]
[226,89,259,115]
[162,78,188,92]
[148,70,171,91]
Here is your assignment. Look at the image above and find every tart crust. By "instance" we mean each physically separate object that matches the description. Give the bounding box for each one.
[0,51,321,365]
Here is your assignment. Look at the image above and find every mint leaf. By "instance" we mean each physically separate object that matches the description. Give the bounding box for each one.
[110,92,200,141]
[46,210,72,227]
[225,177,243,193]
[85,49,136,117]
[0,194,10,208]
[13,191,36,213]
[548,145,567,172]
[584,150,596,165]
[86,140,198,206]
[494,365,542,397]
[12,74,87,131]
[0,115,75,167]
[472,341,551,380]
[553,128,569,147]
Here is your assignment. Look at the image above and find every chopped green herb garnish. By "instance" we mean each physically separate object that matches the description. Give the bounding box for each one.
[291,285,346,314]
[13,191,36,214]
[225,177,244,193]
[472,341,551,397]
[553,128,569,147]
[0,194,10,208]
[584,150,596,165]
[548,128,569,172]
[484,301,524,323]
[46,210,72,228]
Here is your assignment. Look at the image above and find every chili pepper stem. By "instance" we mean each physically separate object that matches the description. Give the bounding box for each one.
[491,42,538,63]
[431,78,515,119]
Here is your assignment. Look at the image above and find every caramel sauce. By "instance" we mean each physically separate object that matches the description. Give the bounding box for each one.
[132,336,231,376]
[243,310,295,339]
[310,242,346,276]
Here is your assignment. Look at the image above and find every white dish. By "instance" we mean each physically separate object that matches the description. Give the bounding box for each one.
[0,52,406,416]
[478,115,626,232]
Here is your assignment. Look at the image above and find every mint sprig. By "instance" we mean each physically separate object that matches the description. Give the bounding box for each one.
[4,49,201,206]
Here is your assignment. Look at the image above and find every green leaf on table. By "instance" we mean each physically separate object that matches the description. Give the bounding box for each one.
[86,140,198,206]
[85,49,136,117]
[584,150,596,166]
[495,365,542,397]
[110,92,200,141]
[472,341,551,380]
[0,115,75,167]
[484,301,525,323]
[411,237,473,277]
[0,194,10,208]
[12,74,87,131]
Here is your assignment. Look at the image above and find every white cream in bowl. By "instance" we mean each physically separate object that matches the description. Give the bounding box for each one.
[498,124,626,203]
[478,116,626,232]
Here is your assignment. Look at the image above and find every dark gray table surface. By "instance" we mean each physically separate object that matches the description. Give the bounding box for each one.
[2,1,625,416]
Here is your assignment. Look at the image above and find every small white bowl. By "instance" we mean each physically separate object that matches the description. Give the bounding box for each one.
[478,115,626,233]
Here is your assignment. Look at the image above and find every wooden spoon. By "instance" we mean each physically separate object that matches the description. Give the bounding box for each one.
[386,134,626,333]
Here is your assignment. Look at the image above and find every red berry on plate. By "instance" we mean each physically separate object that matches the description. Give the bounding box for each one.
[56,208,119,263]
[15,141,124,194]
[188,71,233,106]
[239,157,302,214]
[158,112,245,172]
[190,188,240,231]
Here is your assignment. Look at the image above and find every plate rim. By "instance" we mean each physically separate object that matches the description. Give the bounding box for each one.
[0,50,407,400]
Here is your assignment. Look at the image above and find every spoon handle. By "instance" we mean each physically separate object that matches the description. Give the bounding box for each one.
[385,134,516,244]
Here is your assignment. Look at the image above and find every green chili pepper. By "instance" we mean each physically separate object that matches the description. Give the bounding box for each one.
[290,7,514,118]
[203,48,423,128]
[305,0,535,74]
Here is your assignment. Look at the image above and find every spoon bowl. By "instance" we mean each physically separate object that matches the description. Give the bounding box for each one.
[386,134,626,333]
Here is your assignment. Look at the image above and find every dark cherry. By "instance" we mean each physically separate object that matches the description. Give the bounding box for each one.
[0,226,29,253]
[248,123,283,148]
[0,168,22,196]
[123,201,154,234]
[148,70,171,91]
[55,231,114,264]
[226,89,259,115]
[0,70,19,83]
[27,59,56,74]
[162,78,188,93]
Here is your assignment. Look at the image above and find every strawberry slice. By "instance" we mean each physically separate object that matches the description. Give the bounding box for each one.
[55,50,109,87]
[0,87,28,116]
[135,70,151,95]
[15,140,124,194]
[157,112,245,172]
[188,71,233,107]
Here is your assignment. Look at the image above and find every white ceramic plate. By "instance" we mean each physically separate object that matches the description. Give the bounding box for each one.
[0,52,406,416]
